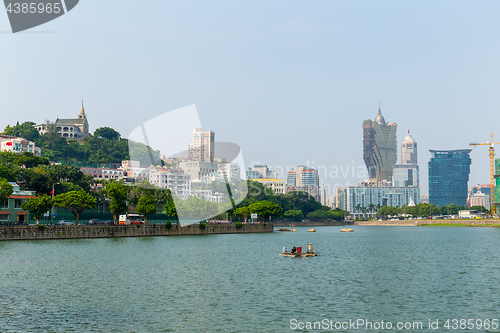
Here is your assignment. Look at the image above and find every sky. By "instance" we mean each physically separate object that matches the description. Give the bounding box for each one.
[1,0,500,198]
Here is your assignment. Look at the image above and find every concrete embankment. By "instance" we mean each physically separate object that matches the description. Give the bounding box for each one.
[0,223,273,241]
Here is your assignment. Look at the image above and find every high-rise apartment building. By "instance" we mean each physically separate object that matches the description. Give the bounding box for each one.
[401,130,418,164]
[149,168,192,199]
[428,149,472,207]
[188,128,215,162]
[393,131,419,187]
[362,106,397,183]
[286,166,320,200]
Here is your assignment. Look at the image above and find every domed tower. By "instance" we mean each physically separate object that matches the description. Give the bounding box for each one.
[362,103,397,183]
[402,130,417,164]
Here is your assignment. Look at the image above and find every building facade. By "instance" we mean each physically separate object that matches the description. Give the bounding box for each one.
[469,188,490,210]
[0,183,36,224]
[286,166,320,200]
[246,165,277,180]
[188,128,215,162]
[250,178,286,195]
[178,161,219,184]
[393,130,419,188]
[393,164,419,187]
[339,185,420,218]
[401,130,418,164]
[149,168,191,199]
[34,103,89,140]
[362,107,397,183]
[428,149,472,207]
[0,135,41,156]
[80,167,124,180]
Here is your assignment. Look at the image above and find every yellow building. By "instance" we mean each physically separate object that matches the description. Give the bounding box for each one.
[250,179,285,195]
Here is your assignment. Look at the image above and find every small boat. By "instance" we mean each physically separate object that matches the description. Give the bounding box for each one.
[340,228,354,232]
[279,244,318,257]
[292,228,297,232]
[307,228,316,232]
[278,228,292,232]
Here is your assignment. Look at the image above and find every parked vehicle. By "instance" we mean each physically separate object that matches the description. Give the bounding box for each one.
[105,220,115,225]
[88,219,104,225]
[119,213,145,225]
[57,220,73,225]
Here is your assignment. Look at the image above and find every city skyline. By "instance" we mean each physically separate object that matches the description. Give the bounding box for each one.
[1,1,498,197]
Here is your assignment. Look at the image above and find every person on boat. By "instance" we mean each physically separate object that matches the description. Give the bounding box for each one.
[291,246,296,254]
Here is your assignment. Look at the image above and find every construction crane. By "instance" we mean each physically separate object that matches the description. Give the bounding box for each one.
[469,133,500,216]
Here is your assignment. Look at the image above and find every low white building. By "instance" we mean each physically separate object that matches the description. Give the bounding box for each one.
[0,135,41,156]
[459,210,478,219]
[149,168,191,199]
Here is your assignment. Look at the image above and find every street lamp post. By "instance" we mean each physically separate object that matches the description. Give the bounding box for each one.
[50,183,60,225]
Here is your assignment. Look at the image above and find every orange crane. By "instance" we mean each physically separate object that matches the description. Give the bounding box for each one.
[469,133,500,216]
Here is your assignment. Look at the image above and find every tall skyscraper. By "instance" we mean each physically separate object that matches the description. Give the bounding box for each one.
[428,149,472,207]
[188,128,215,162]
[401,130,417,164]
[393,130,419,187]
[363,106,397,183]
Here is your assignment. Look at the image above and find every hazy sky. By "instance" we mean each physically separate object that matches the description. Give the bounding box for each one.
[1,1,499,197]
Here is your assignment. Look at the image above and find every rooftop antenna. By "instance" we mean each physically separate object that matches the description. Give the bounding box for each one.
[378,100,381,112]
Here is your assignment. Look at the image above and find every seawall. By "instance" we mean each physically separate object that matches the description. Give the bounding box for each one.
[0,223,273,241]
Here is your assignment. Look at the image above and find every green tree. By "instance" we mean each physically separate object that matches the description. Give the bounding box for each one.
[94,127,121,140]
[1,121,40,141]
[0,178,13,206]
[248,201,282,222]
[136,194,157,224]
[106,182,129,223]
[53,190,96,224]
[284,209,303,221]
[21,195,53,224]
[175,196,218,222]
[235,206,250,222]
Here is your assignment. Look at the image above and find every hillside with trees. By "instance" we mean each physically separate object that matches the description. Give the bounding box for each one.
[1,122,160,166]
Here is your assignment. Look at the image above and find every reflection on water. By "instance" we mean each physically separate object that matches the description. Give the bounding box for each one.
[1,226,499,332]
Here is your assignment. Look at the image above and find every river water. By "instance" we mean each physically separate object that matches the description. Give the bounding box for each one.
[1,226,499,332]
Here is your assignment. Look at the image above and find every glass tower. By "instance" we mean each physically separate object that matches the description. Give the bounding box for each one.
[428,149,472,207]
[363,107,397,183]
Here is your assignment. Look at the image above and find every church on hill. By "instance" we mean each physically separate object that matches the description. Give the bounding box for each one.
[34,102,90,140]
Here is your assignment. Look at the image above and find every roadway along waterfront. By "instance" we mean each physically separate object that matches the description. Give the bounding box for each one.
[1,226,500,332]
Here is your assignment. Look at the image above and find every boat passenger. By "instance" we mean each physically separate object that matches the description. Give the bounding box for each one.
[291,246,296,254]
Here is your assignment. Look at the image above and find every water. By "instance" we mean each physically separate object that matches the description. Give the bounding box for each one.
[1,226,500,332]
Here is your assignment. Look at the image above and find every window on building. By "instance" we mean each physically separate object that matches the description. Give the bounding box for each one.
[0,214,9,221]
[14,199,26,209]
[1,200,8,209]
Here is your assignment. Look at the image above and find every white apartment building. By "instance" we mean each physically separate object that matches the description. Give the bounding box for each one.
[0,135,41,156]
[149,168,191,199]
[188,128,215,162]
